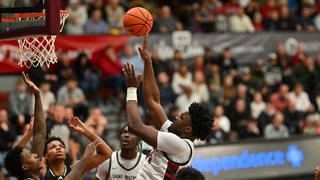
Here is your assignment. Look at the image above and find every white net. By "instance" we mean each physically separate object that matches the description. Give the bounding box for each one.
[17,11,69,68]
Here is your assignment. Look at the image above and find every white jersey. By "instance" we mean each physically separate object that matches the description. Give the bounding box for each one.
[96,151,146,180]
[136,120,194,180]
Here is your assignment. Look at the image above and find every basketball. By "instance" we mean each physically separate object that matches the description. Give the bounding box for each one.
[123,7,153,36]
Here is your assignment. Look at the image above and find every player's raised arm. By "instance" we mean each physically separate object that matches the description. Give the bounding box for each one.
[123,63,158,148]
[68,116,112,172]
[22,72,46,160]
[138,35,168,130]
[64,140,100,180]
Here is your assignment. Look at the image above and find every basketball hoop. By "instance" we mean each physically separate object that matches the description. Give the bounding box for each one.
[2,10,69,68]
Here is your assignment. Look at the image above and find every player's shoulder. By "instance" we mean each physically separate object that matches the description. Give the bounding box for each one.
[160,120,172,132]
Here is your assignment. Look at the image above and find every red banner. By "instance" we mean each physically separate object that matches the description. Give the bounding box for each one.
[0,35,130,74]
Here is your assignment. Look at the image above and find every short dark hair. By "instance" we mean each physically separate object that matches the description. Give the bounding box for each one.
[5,146,24,177]
[189,102,213,141]
[44,137,66,154]
[176,167,205,180]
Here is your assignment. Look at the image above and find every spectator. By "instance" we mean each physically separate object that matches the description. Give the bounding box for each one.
[250,59,265,91]
[46,104,71,151]
[8,79,33,133]
[240,119,261,139]
[263,10,281,31]
[168,50,184,74]
[245,0,260,21]
[283,100,304,134]
[157,72,175,111]
[0,109,16,152]
[264,112,289,139]
[86,107,108,136]
[73,53,99,103]
[207,116,229,144]
[57,76,88,119]
[265,53,282,88]
[171,63,193,95]
[315,9,320,31]
[275,43,291,70]
[292,56,319,110]
[193,0,215,32]
[231,7,255,32]
[39,80,55,112]
[208,64,222,106]
[252,12,265,31]
[216,47,238,77]
[261,0,278,20]
[289,83,313,112]
[92,45,123,96]
[258,101,276,133]
[155,5,182,33]
[295,4,316,32]
[221,75,236,107]
[87,0,107,20]
[270,83,290,112]
[66,0,87,35]
[151,49,169,76]
[215,5,233,32]
[214,105,231,133]
[105,0,125,28]
[192,72,209,103]
[250,92,266,119]
[291,43,306,67]
[192,55,205,73]
[120,44,144,75]
[175,86,200,112]
[278,6,295,31]
[228,99,251,133]
[85,9,109,34]
[55,51,74,88]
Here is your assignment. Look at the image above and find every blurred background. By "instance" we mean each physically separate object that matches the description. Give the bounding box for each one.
[0,0,320,179]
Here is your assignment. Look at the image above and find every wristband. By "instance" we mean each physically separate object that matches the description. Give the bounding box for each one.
[126,87,137,101]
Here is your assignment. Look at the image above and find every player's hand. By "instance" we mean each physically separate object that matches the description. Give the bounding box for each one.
[22,72,40,95]
[138,34,150,62]
[68,116,88,135]
[82,139,101,160]
[123,63,142,88]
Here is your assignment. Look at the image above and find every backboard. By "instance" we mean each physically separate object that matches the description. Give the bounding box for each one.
[0,0,61,40]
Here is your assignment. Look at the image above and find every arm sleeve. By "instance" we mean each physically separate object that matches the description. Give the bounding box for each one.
[157,131,190,156]
[96,159,110,180]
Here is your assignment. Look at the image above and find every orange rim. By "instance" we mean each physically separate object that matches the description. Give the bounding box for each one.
[1,10,68,22]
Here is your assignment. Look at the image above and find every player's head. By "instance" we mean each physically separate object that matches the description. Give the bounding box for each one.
[169,102,213,141]
[119,124,140,150]
[5,146,42,178]
[175,167,205,180]
[44,137,67,163]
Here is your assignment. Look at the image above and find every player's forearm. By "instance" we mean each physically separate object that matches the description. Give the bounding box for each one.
[13,131,32,148]
[143,57,160,104]
[64,158,87,180]
[31,93,46,157]
[83,129,112,157]
[126,100,144,132]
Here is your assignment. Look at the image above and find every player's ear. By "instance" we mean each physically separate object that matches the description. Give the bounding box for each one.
[22,164,29,171]
[184,126,192,134]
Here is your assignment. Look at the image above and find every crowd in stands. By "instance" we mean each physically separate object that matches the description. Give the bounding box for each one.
[63,0,320,34]
[2,0,320,33]
[0,40,318,155]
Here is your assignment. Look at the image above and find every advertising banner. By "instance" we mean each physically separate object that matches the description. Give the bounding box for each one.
[1,32,320,74]
[192,136,320,179]
[129,32,320,64]
[0,35,130,74]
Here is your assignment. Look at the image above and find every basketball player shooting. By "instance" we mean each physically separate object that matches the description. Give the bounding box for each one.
[123,35,213,180]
